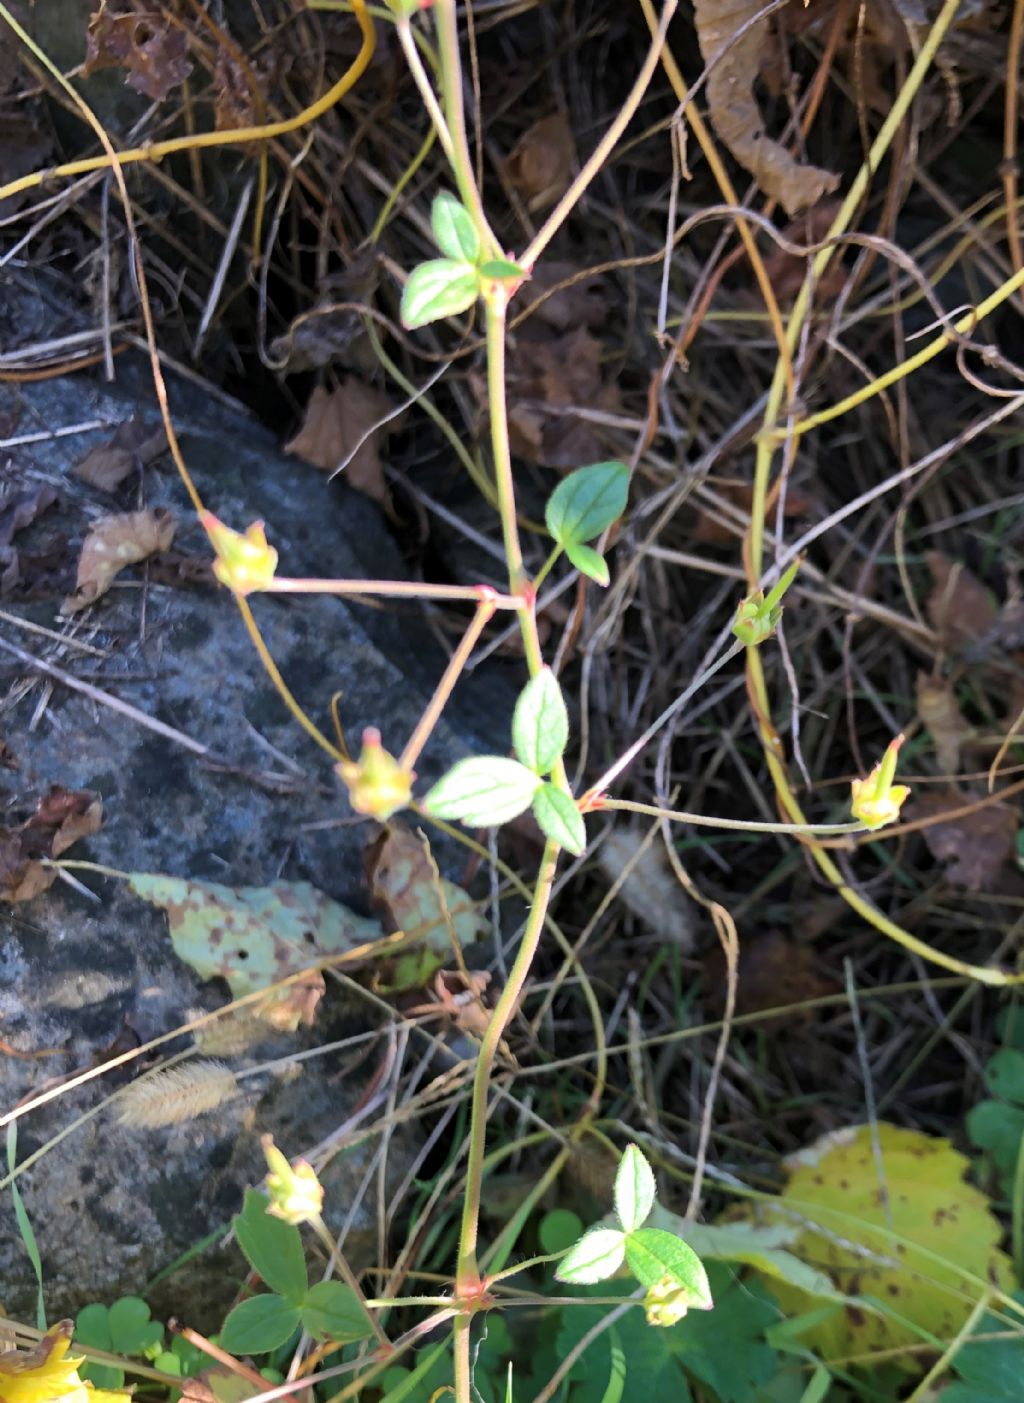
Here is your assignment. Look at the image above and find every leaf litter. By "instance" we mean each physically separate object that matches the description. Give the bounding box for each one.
[61,506,176,614]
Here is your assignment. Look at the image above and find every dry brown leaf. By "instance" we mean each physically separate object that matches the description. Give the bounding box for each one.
[915,672,969,775]
[925,551,997,653]
[757,201,847,305]
[285,379,398,510]
[0,115,53,219]
[72,416,168,492]
[365,822,484,951]
[703,931,839,1024]
[506,113,575,212]
[692,481,814,546]
[0,483,57,547]
[517,261,608,334]
[0,785,103,903]
[406,968,493,1038]
[912,790,1018,891]
[83,3,193,102]
[693,0,839,214]
[595,827,696,951]
[61,506,176,615]
[500,326,621,468]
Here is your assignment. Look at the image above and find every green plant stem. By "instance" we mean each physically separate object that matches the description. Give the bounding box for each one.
[434,0,497,258]
[399,597,495,771]
[604,798,867,837]
[1013,1130,1024,1282]
[453,840,560,1393]
[520,0,679,268]
[396,18,457,168]
[485,291,528,599]
[267,577,522,608]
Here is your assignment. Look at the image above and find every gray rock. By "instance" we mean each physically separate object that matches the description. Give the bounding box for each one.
[0,359,508,1327]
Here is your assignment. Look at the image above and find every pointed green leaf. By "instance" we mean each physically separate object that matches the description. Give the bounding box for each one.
[299,1281,373,1343]
[546,461,629,546]
[480,259,525,280]
[431,192,480,264]
[565,540,610,587]
[624,1226,712,1306]
[532,783,586,855]
[235,1189,308,1303]
[422,756,542,827]
[401,259,480,329]
[614,1144,656,1233]
[554,1227,626,1284]
[219,1295,301,1355]
[513,668,568,775]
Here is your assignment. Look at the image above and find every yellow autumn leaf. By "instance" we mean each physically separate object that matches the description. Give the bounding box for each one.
[738,1124,1012,1369]
[0,1322,131,1403]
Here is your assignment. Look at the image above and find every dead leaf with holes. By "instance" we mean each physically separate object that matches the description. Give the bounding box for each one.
[925,550,996,653]
[365,822,485,991]
[692,0,839,214]
[915,673,969,775]
[72,416,168,493]
[285,379,399,511]
[506,113,575,212]
[0,786,103,903]
[912,789,1017,891]
[128,873,382,1032]
[83,3,193,102]
[737,1124,1013,1368]
[61,507,176,614]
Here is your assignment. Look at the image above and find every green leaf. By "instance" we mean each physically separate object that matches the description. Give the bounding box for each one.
[401,259,480,329]
[235,1189,308,1303]
[624,1227,712,1305]
[75,1303,113,1350]
[431,192,480,264]
[967,1099,1024,1180]
[947,1292,1024,1401]
[532,784,586,855]
[422,756,542,827]
[480,259,525,280]
[554,1227,626,1284]
[539,1208,584,1254]
[545,461,629,547]
[565,540,610,587]
[513,668,569,775]
[668,1264,778,1403]
[299,1281,373,1343]
[219,1294,301,1355]
[656,1213,842,1302]
[614,1144,656,1234]
[505,1362,515,1403]
[986,1048,1024,1105]
[600,1334,627,1403]
[108,1296,162,1354]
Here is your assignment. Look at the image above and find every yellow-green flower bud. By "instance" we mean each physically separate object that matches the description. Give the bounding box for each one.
[643,1273,713,1327]
[262,1134,323,1226]
[851,734,911,830]
[202,512,278,595]
[336,727,414,820]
